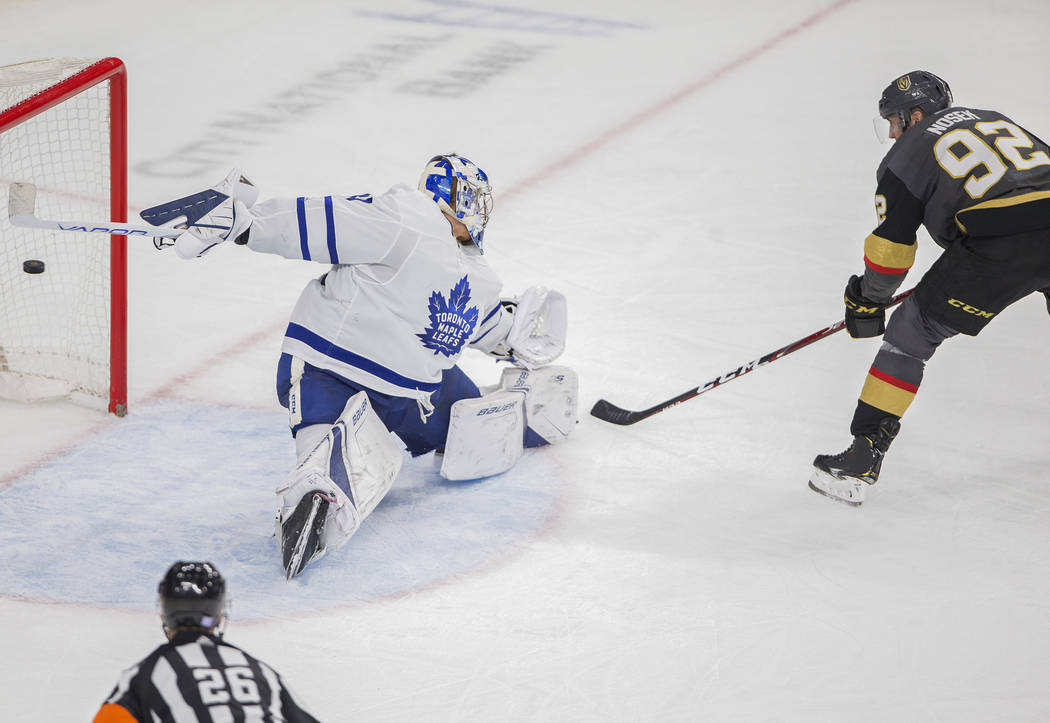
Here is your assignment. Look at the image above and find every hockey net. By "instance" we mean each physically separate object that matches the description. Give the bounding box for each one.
[0,57,127,415]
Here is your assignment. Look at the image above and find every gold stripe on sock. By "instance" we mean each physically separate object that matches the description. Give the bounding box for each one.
[859,371,915,418]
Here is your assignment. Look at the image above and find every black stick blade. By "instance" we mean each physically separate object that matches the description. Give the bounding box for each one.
[589,399,645,426]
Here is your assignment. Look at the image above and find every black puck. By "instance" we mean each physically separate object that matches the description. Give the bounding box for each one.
[23,259,46,274]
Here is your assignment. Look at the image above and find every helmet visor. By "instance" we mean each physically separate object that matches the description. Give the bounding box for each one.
[872,111,907,144]
[872,116,892,144]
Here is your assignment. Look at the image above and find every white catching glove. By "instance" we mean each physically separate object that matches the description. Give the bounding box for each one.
[505,286,567,369]
[140,168,258,259]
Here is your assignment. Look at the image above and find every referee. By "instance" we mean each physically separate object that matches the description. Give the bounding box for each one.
[93,561,321,722]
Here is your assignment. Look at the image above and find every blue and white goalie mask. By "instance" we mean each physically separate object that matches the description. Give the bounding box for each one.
[418,154,493,250]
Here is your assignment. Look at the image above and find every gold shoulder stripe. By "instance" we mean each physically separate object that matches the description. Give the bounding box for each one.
[958,189,1050,214]
[956,190,1050,234]
[863,233,916,272]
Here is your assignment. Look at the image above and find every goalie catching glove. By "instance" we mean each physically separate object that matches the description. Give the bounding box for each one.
[141,168,258,259]
[474,286,567,369]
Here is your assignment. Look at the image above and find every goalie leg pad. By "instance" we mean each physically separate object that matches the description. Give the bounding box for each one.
[440,390,526,481]
[276,391,403,564]
[500,365,578,444]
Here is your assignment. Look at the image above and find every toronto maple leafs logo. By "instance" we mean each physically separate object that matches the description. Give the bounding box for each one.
[417,275,479,357]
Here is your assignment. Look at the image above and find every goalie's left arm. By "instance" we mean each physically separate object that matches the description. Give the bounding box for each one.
[469,286,567,369]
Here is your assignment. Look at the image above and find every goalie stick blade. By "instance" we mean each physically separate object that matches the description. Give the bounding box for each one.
[8,182,36,216]
[589,399,648,426]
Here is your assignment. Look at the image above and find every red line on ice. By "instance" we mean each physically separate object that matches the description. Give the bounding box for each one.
[501,0,858,204]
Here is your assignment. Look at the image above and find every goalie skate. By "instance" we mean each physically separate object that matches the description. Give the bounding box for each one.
[280,491,333,579]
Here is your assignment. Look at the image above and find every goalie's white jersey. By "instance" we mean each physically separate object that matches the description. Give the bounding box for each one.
[244,184,505,399]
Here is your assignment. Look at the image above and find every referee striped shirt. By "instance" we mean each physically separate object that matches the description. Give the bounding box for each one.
[93,630,320,722]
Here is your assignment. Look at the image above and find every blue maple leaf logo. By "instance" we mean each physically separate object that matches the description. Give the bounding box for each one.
[417,275,479,357]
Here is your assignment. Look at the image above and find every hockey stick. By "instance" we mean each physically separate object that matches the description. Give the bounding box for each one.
[7,182,181,238]
[590,288,915,425]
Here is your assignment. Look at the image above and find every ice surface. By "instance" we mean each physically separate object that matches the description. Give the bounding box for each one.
[2,0,1050,720]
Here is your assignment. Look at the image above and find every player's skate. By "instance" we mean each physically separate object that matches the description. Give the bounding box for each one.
[279,489,334,579]
[809,418,900,506]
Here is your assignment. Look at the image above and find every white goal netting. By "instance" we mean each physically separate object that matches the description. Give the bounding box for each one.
[0,57,123,412]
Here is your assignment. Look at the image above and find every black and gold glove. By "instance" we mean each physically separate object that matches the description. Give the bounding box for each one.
[844,274,887,338]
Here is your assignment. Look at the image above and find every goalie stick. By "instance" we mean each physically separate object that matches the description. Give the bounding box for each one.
[590,288,914,425]
[8,182,182,238]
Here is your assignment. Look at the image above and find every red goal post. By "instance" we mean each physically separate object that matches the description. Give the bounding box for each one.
[0,57,127,416]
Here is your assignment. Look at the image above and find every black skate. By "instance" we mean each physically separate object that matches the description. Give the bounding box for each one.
[809,418,900,506]
[280,491,332,579]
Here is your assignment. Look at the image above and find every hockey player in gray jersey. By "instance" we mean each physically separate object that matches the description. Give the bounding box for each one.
[94,561,320,722]
[810,70,1050,506]
[143,155,577,576]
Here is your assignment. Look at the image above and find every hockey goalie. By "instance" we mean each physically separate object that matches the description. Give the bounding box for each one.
[142,155,577,578]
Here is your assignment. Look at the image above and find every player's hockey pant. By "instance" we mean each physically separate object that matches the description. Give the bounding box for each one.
[276,354,547,456]
[916,227,1050,334]
[852,227,1050,436]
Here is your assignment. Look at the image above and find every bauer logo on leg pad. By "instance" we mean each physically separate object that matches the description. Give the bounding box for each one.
[503,368,531,391]
[351,398,367,425]
[477,401,520,416]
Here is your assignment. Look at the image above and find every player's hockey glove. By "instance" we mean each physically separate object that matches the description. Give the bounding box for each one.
[140,168,258,259]
[843,274,886,338]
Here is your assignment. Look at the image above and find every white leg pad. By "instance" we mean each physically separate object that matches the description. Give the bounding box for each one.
[500,365,578,444]
[276,391,403,551]
[440,390,526,480]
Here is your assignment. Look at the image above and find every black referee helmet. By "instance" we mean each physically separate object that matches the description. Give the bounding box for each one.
[158,561,227,634]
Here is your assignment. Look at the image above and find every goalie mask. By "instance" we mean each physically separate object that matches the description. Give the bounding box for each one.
[418,154,493,250]
[158,560,227,636]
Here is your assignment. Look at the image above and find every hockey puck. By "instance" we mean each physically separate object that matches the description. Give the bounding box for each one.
[22,259,46,274]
